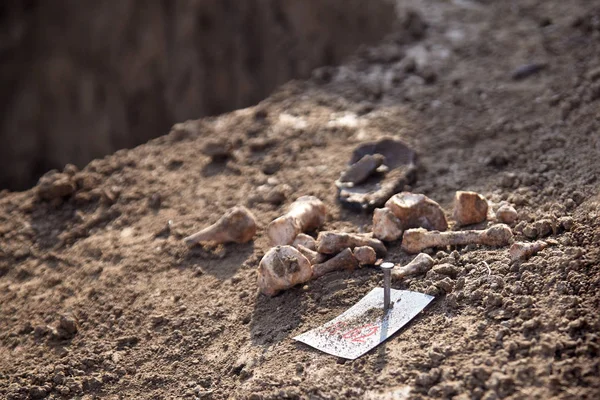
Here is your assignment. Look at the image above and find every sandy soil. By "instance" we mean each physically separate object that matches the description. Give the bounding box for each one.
[1,0,599,399]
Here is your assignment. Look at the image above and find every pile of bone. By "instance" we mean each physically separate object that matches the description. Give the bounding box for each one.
[183,191,545,297]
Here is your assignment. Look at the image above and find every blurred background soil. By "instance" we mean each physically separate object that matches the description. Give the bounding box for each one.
[0,0,396,190]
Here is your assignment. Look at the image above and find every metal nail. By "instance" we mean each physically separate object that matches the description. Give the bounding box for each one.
[380,262,394,311]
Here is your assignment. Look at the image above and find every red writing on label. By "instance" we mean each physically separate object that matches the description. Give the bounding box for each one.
[322,321,379,343]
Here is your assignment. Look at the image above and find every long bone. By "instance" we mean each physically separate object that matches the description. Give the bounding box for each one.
[401,224,513,253]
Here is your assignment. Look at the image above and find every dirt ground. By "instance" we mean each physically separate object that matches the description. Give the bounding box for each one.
[1,0,599,399]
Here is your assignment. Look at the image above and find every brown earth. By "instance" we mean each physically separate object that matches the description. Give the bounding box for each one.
[1,0,600,399]
[0,0,396,190]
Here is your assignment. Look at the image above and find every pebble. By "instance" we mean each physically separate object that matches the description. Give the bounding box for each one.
[496,204,518,225]
[452,191,489,226]
[372,207,404,241]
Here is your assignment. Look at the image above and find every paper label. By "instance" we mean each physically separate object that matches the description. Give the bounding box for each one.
[294,288,433,359]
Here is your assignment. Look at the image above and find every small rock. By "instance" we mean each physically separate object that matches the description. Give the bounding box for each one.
[339,154,385,185]
[511,62,546,80]
[453,191,488,226]
[432,263,459,278]
[202,139,231,159]
[533,219,553,237]
[523,225,538,239]
[55,315,78,339]
[372,207,404,241]
[262,159,281,175]
[496,204,518,225]
[385,192,448,231]
[37,171,76,201]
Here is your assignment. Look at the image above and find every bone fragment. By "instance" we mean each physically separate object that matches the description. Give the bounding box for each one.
[267,196,327,246]
[509,241,547,262]
[292,233,317,251]
[311,248,358,279]
[184,206,257,246]
[338,154,386,185]
[257,246,313,296]
[401,224,513,253]
[385,192,448,231]
[391,253,435,280]
[453,191,488,226]
[296,244,327,265]
[496,204,518,225]
[372,207,404,241]
[352,246,377,266]
[316,231,387,257]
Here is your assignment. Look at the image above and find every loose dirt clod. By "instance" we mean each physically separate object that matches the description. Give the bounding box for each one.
[453,191,488,226]
[295,244,327,265]
[257,246,313,296]
[202,138,232,159]
[352,246,377,266]
[391,253,435,280]
[316,231,387,257]
[292,233,317,251]
[338,154,386,186]
[267,196,327,246]
[311,248,358,279]
[386,192,448,231]
[183,206,257,246]
[401,224,514,253]
[372,207,404,241]
[496,204,518,225]
[509,241,548,262]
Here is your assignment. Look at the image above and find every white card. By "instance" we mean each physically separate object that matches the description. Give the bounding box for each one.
[294,288,434,359]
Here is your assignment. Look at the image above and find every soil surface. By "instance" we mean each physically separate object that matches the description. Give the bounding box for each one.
[1,0,599,399]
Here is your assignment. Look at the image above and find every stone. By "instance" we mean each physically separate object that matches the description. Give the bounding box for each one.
[372,207,403,241]
[496,204,518,225]
[453,191,488,226]
[385,192,448,231]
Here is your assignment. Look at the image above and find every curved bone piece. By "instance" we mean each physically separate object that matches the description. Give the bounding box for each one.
[257,246,313,296]
[391,253,434,280]
[353,246,377,266]
[267,196,327,246]
[183,206,257,246]
[316,231,387,257]
[401,224,513,253]
[509,241,547,262]
[312,248,358,279]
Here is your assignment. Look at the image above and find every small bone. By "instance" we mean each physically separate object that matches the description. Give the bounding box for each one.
[391,253,434,280]
[312,248,358,279]
[296,244,327,265]
[453,191,488,226]
[257,246,313,296]
[267,196,327,246]
[292,233,317,251]
[184,206,257,246]
[316,231,387,257]
[509,241,547,262]
[496,204,518,225]
[401,224,513,253]
[353,246,377,266]
[338,154,386,186]
[385,192,448,231]
[372,207,404,241]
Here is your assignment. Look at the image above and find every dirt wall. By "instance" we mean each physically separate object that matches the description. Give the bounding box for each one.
[0,0,397,190]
